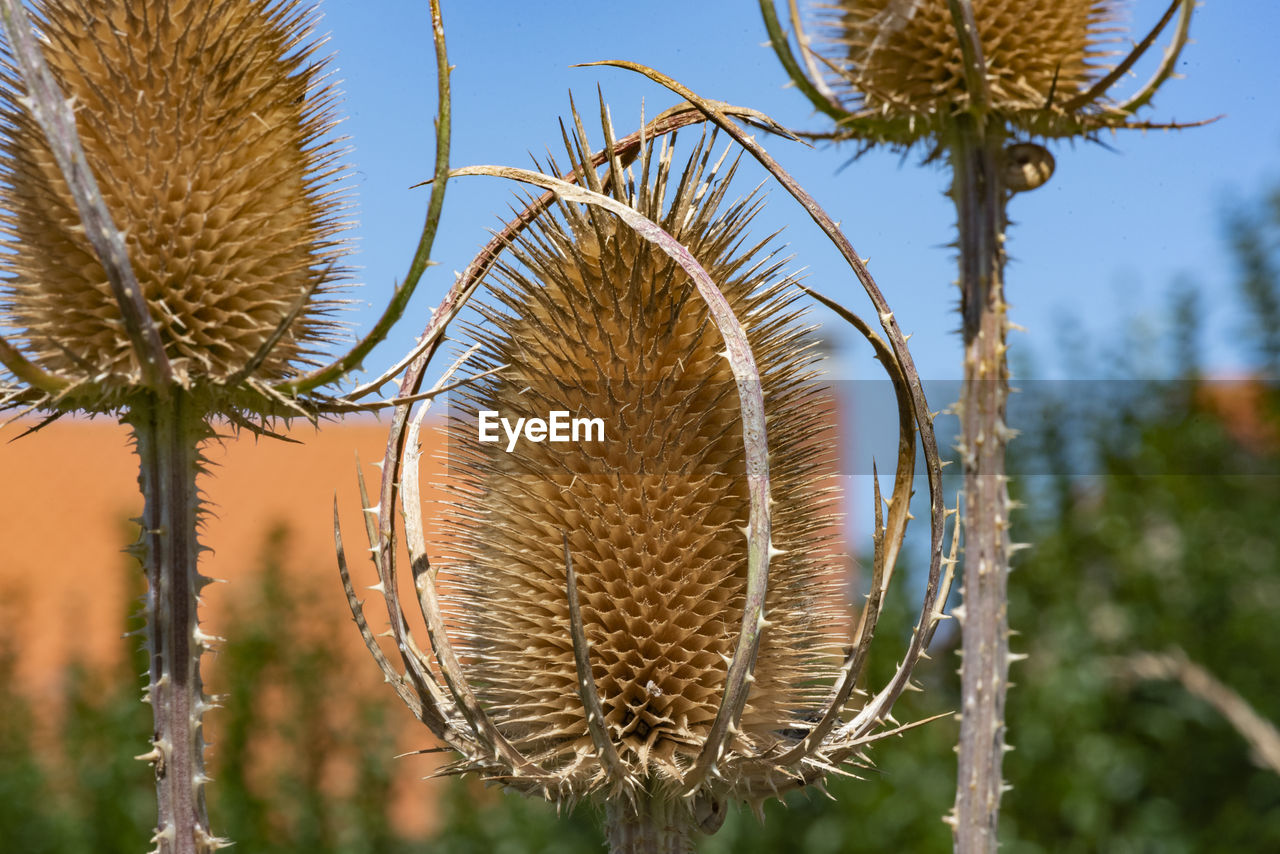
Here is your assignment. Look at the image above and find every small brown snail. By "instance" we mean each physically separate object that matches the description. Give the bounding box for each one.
[1004,142,1056,193]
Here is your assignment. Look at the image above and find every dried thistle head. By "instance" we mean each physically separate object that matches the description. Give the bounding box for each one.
[0,0,348,411]
[821,0,1117,143]
[441,128,846,805]
[0,3,455,851]
[765,0,1205,163]
[339,97,954,849]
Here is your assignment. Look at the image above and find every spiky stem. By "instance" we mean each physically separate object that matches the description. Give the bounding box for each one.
[129,392,221,854]
[604,795,695,854]
[950,116,1012,854]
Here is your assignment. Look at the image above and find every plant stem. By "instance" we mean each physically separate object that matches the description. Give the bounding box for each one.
[605,794,695,854]
[129,391,220,854]
[950,115,1012,854]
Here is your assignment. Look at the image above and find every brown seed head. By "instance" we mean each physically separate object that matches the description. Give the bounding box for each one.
[0,0,348,403]
[820,0,1118,142]
[440,132,846,799]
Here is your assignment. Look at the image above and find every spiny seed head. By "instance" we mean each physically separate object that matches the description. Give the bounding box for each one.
[818,0,1118,143]
[440,125,846,801]
[0,0,349,406]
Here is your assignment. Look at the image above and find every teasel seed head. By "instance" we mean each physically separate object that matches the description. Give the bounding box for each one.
[440,128,846,804]
[819,0,1117,142]
[767,0,1208,163]
[0,0,349,410]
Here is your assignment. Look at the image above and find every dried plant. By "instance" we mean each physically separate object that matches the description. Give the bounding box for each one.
[0,1,453,851]
[338,46,957,853]
[446,131,848,791]
[759,0,1206,848]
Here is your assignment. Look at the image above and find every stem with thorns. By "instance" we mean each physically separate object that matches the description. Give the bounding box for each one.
[128,393,223,854]
[605,794,695,854]
[949,114,1012,853]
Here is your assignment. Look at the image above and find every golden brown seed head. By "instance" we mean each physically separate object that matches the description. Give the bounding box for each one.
[441,134,846,799]
[821,0,1117,142]
[0,0,348,401]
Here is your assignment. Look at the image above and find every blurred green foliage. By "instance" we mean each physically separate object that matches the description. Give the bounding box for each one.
[0,527,154,854]
[0,525,420,854]
[3,179,1280,852]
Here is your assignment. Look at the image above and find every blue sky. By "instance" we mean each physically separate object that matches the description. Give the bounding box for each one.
[315,1,1280,388]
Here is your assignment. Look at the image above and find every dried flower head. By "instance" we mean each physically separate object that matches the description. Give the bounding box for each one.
[763,0,1205,159]
[0,1,443,850]
[762,1,1205,849]
[442,130,845,799]
[0,0,348,410]
[341,97,954,851]
[822,0,1117,142]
